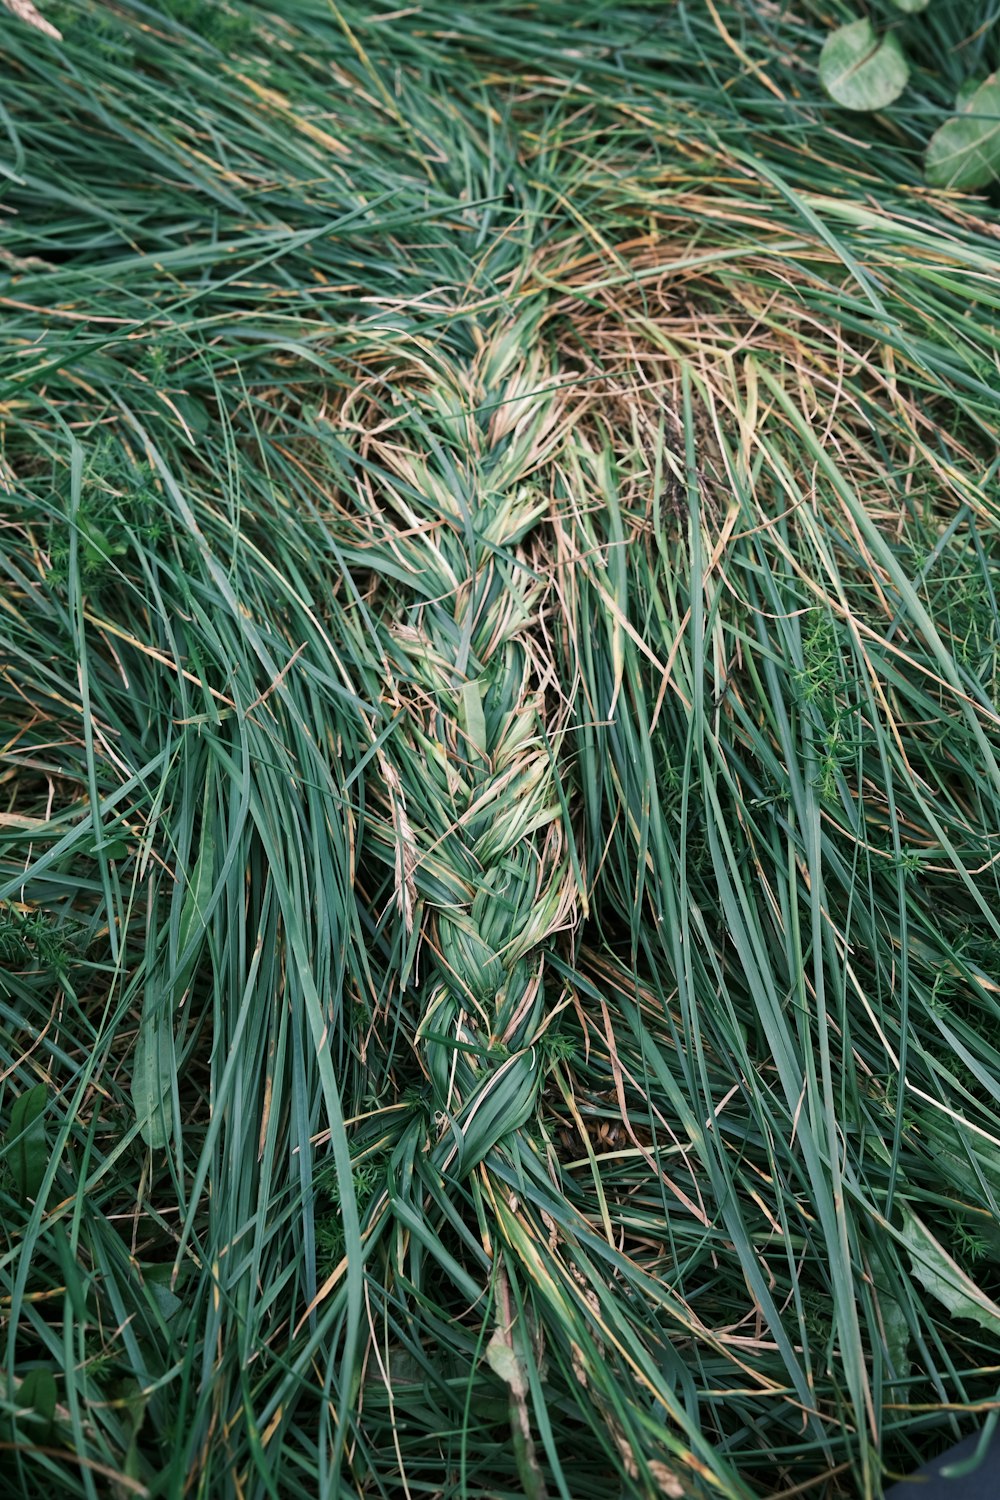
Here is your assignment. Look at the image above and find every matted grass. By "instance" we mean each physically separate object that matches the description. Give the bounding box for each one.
[2,2,1000,1496]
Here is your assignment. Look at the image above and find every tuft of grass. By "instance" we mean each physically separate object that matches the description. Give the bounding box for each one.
[2,2,1000,1497]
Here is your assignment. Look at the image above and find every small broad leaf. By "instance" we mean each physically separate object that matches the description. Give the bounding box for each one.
[926,75,1000,190]
[486,1328,524,1392]
[956,77,988,109]
[868,1247,911,1385]
[96,838,130,860]
[891,0,929,12]
[147,1279,183,1325]
[17,1369,57,1434]
[132,985,174,1149]
[142,1261,185,1327]
[819,21,909,112]
[173,394,209,438]
[6,1083,50,1202]
[78,514,126,566]
[900,1206,1000,1333]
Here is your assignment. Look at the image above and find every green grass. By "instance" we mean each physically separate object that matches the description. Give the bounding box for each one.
[2,1,1000,1496]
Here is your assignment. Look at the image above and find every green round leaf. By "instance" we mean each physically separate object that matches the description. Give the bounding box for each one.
[16,1369,57,1436]
[6,1083,50,1202]
[819,20,909,112]
[173,394,210,437]
[891,0,930,13]
[956,76,988,109]
[97,838,131,860]
[926,75,1000,190]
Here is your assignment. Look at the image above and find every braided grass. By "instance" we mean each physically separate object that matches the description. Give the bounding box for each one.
[313,308,734,1497]
[343,311,578,1174]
